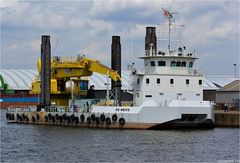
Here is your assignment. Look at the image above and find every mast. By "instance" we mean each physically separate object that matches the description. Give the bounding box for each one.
[168,16,171,54]
[162,8,177,54]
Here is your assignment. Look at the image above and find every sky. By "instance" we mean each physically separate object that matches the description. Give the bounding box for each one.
[0,0,239,77]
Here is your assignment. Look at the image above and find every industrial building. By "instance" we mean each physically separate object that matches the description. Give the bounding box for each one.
[216,80,240,107]
[0,69,133,105]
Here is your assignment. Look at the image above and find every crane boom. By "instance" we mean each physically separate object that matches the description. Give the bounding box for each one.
[37,56,121,81]
[81,58,121,81]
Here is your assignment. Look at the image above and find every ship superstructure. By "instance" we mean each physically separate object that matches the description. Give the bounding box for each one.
[133,28,203,107]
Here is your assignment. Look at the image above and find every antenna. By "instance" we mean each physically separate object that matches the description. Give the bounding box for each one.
[53,38,60,56]
[162,8,178,54]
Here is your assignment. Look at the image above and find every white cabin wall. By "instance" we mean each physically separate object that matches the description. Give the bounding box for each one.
[133,74,203,106]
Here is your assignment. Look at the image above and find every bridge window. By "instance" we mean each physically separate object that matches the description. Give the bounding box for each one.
[145,95,152,98]
[170,79,174,84]
[146,78,150,84]
[137,78,140,84]
[186,79,189,85]
[171,61,176,67]
[150,61,155,66]
[189,62,193,68]
[158,61,166,66]
[176,61,181,67]
[199,80,202,85]
[157,78,160,84]
[181,62,186,67]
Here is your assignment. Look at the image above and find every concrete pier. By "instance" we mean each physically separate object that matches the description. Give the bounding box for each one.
[214,111,239,127]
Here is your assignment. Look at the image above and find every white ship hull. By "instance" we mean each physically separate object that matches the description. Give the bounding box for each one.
[6,100,214,129]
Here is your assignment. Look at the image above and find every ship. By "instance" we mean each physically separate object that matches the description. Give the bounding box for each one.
[6,9,214,129]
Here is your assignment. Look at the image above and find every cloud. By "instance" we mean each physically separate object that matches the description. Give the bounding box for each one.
[206,21,235,39]
[1,0,239,76]
[1,0,18,8]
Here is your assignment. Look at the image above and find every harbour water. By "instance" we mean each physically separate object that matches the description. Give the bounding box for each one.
[1,109,239,162]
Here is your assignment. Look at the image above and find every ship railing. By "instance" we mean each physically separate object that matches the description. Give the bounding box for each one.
[53,56,85,63]
[131,68,145,75]
[7,105,37,113]
[145,49,158,56]
[43,106,89,113]
[44,106,70,113]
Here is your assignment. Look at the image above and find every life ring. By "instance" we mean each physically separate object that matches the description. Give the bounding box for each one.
[100,114,105,122]
[193,70,197,75]
[119,118,125,126]
[112,114,117,122]
[106,117,111,125]
[91,114,96,121]
[80,114,85,122]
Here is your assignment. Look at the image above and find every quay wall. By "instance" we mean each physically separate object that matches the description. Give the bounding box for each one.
[214,111,239,127]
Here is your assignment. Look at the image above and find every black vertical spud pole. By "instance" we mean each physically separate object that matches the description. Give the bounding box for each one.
[111,36,121,106]
[41,35,51,106]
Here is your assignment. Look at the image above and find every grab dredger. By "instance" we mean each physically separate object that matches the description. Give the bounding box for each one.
[6,9,214,129]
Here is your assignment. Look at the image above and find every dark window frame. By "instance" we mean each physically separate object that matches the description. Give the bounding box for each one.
[150,61,155,67]
[181,62,186,67]
[176,61,181,67]
[189,62,193,68]
[146,78,150,84]
[145,95,152,98]
[171,61,176,67]
[158,61,166,66]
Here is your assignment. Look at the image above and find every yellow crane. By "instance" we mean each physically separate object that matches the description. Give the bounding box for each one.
[31,55,121,105]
